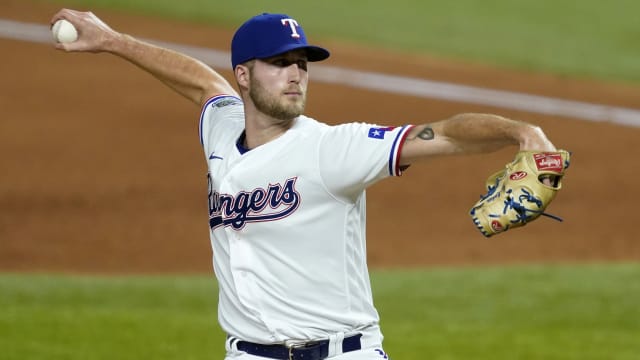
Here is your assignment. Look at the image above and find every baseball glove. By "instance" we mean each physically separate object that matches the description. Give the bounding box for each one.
[470,150,571,237]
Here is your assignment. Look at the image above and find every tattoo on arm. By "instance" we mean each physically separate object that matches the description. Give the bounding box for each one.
[417,126,434,140]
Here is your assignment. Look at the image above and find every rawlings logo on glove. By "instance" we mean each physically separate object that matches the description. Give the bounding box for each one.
[470,150,571,237]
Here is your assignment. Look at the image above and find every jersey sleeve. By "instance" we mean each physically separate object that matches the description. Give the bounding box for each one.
[318,123,414,199]
[199,94,244,151]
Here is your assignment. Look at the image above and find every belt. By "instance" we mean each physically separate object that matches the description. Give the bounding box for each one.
[235,333,362,360]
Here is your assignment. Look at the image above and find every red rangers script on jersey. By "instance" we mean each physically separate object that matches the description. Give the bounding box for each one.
[533,153,563,172]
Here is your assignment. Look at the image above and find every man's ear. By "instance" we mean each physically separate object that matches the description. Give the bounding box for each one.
[235,64,250,90]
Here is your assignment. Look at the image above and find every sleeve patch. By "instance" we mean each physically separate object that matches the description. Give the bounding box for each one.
[210,96,242,108]
[368,126,396,139]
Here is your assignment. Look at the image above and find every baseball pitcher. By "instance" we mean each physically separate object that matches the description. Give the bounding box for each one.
[51,9,569,360]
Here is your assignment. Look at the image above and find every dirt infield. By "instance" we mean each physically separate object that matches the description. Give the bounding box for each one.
[2,0,639,273]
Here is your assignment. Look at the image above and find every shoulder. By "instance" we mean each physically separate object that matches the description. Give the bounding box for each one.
[295,115,327,127]
[293,116,385,134]
[290,115,330,136]
[294,120,393,144]
[200,94,244,125]
[200,94,244,123]
[199,94,244,146]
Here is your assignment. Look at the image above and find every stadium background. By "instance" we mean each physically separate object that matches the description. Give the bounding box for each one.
[1,0,639,358]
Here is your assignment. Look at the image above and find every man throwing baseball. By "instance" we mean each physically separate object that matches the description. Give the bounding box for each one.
[51,8,565,360]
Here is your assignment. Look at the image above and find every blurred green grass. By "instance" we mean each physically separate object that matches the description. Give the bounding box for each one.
[0,274,224,360]
[375,264,640,359]
[2,264,640,359]
[42,0,640,83]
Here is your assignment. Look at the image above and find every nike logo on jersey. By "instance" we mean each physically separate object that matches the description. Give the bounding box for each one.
[207,176,301,230]
[209,151,224,160]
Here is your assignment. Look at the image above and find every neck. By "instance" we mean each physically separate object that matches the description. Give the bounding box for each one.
[243,111,296,149]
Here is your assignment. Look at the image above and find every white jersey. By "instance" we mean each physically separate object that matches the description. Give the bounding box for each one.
[199,95,414,344]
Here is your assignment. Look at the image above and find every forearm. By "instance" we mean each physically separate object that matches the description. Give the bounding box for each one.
[400,113,556,163]
[105,34,229,105]
[433,113,552,153]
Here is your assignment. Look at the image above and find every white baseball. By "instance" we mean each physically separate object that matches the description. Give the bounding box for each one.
[52,19,78,43]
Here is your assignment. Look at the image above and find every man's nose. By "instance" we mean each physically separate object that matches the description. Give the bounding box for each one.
[287,63,302,83]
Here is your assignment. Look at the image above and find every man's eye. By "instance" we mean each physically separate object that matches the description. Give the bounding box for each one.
[271,59,307,71]
[274,59,288,67]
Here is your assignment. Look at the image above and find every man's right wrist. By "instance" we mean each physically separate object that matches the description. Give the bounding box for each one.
[105,33,132,55]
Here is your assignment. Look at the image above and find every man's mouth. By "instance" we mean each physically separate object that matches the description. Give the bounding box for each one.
[284,88,303,96]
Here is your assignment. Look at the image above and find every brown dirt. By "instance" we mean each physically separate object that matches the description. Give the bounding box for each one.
[1,0,639,274]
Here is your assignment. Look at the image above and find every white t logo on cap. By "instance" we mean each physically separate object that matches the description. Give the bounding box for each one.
[281,18,301,39]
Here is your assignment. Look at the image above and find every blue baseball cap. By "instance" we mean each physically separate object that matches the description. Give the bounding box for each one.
[231,13,330,69]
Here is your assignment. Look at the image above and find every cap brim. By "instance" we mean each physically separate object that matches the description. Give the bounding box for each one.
[305,45,331,62]
[257,43,330,62]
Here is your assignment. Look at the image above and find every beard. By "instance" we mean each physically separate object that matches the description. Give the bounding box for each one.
[248,75,306,121]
